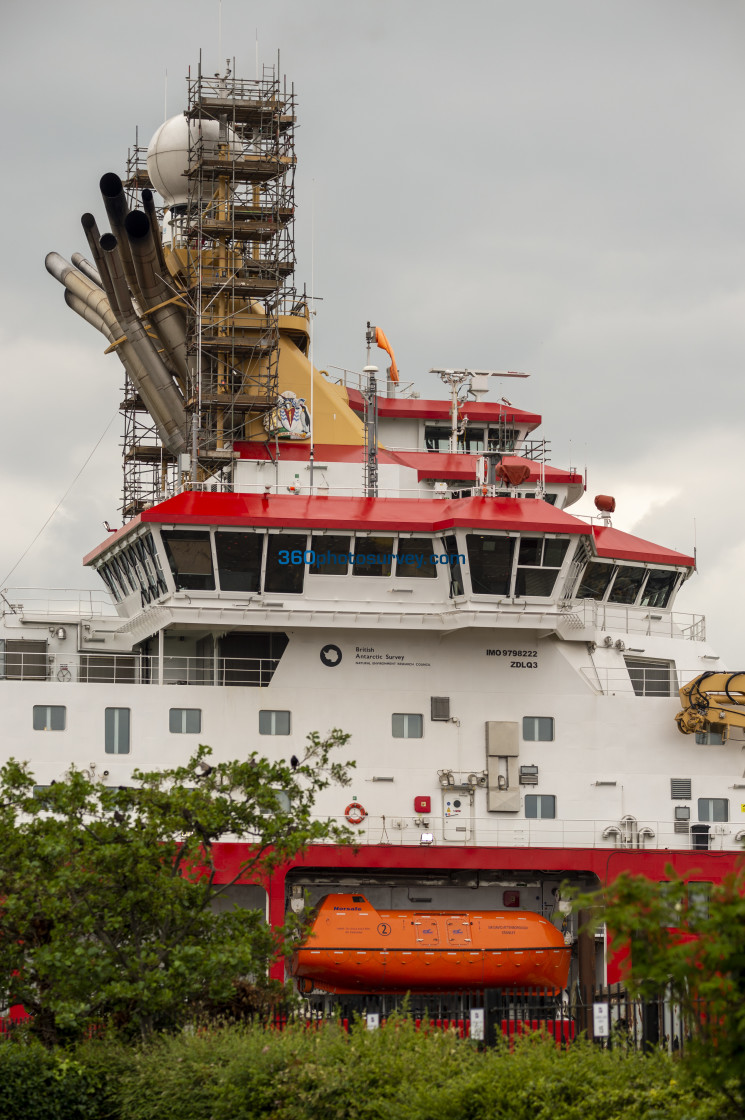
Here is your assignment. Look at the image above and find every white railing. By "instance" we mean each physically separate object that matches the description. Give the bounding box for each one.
[568,600,705,641]
[2,587,116,618]
[2,652,280,687]
[327,814,734,852]
[580,666,681,696]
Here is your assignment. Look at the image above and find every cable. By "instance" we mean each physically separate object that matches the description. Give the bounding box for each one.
[1,409,118,588]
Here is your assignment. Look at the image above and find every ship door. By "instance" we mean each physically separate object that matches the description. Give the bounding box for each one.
[442,791,472,842]
[414,919,440,945]
[446,918,472,945]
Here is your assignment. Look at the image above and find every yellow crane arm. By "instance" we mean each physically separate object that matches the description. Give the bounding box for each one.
[675,672,745,738]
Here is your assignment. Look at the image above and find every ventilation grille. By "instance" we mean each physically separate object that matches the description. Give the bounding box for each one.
[674,821,691,835]
[431,696,450,721]
[671,778,692,799]
[519,765,539,785]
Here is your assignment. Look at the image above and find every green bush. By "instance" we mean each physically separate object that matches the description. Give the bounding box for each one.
[1,1019,737,1120]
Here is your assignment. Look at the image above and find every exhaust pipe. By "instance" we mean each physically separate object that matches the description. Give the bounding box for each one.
[124,209,188,385]
[47,251,186,454]
[71,252,103,288]
[99,172,143,306]
[99,235,188,455]
[142,188,169,278]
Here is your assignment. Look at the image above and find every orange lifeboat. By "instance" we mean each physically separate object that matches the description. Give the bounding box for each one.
[291,893,570,994]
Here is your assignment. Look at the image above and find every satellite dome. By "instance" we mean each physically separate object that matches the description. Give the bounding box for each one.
[146,114,241,206]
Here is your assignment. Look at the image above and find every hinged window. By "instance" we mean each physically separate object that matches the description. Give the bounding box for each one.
[33,705,66,731]
[169,708,202,734]
[259,710,291,735]
[392,713,423,739]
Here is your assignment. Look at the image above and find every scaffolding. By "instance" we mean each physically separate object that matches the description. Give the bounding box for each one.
[118,60,297,518]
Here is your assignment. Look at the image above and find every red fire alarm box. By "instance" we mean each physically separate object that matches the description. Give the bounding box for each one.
[414,796,431,813]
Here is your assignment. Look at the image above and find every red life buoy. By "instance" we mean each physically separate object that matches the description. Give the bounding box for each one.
[345,801,367,825]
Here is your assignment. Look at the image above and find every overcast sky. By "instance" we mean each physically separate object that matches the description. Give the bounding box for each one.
[1,0,743,664]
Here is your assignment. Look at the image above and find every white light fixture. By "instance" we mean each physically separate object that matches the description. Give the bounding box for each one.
[420,833,435,846]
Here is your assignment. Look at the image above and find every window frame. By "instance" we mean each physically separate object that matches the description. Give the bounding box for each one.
[525,794,556,819]
[259,709,291,735]
[522,716,554,742]
[392,713,424,739]
[105,707,131,755]
[32,704,66,731]
[698,797,728,823]
[169,708,202,734]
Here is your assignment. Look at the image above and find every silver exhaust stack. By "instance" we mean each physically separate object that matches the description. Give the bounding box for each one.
[124,209,188,386]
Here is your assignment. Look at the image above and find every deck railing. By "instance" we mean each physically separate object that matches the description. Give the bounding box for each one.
[1,651,280,687]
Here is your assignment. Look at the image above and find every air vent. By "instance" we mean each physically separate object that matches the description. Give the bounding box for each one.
[431,696,450,721]
[671,778,692,799]
[674,821,691,835]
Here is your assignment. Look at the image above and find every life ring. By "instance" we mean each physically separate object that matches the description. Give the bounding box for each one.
[345,801,367,825]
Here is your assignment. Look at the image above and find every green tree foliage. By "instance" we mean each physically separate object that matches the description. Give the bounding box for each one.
[0,732,352,1044]
[571,867,745,1115]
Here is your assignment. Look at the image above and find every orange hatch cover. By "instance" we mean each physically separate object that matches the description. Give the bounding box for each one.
[291,893,570,994]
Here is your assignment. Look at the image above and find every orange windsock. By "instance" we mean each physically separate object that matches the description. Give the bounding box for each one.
[374,326,399,383]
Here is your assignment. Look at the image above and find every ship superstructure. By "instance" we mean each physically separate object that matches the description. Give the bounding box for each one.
[3,61,742,992]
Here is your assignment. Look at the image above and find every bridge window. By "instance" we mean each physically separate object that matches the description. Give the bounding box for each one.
[575,561,615,600]
[33,705,66,731]
[443,535,464,597]
[352,536,394,577]
[640,568,678,609]
[265,534,306,593]
[392,713,423,738]
[161,531,215,592]
[608,565,646,605]
[466,535,515,595]
[215,531,263,592]
[698,798,728,822]
[514,537,569,597]
[309,535,351,575]
[525,794,556,819]
[396,538,438,579]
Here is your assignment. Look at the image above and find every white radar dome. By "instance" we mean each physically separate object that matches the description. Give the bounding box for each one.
[147,114,242,206]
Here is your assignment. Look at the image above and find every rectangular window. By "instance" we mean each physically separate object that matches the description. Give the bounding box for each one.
[264,534,306,594]
[259,710,291,735]
[608,565,647,605]
[525,794,556,819]
[698,798,728,822]
[443,535,464,597]
[161,531,215,591]
[487,426,518,453]
[466,534,515,595]
[32,705,66,731]
[352,536,394,577]
[625,658,675,697]
[575,561,615,601]
[105,707,130,754]
[309,535,351,575]
[640,569,678,609]
[695,731,725,745]
[514,537,569,597]
[169,708,202,734]
[687,882,712,920]
[392,713,423,738]
[523,716,554,741]
[215,532,263,592]
[3,639,48,681]
[395,538,438,579]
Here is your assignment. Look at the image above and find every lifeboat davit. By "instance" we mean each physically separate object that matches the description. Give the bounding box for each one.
[291,893,571,994]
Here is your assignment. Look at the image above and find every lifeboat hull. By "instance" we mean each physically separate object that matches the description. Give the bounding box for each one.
[291,893,570,994]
